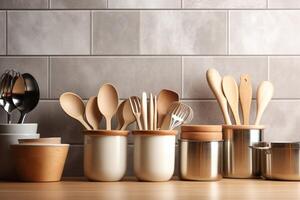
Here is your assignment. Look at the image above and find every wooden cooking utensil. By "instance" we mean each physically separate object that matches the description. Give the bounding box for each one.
[129,96,142,130]
[120,99,136,130]
[153,95,157,130]
[97,84,119,130]
[116,100,126,130]
[59,92,92,130]
[85,96,102,130]
[206,69,232,125]
[157,89,179,128]
[239,74,252,125]
[141,92,148,130]
[222,76,241,125]
[255,81,274,125]
[149,93,154,130]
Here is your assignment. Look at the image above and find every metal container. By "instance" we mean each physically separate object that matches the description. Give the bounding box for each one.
[180,140,223,181]
[254,142,300,181]
[132,130,177,182]
[223,125,264,178]
[83,130,128,182]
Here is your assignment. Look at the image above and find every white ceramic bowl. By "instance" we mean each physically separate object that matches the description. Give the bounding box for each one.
[0,123,38,134]
[0,133,40,180]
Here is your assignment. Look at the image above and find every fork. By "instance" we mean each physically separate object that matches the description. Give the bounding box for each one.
[129,96,143,130]
[168,102,193,130]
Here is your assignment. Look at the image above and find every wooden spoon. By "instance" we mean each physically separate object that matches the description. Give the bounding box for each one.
[255,81,274,125]
[222,76,241,125]
[116,100,126,130]
[85,96,102,130]
[239,74,252,125]
[60,92,92,130]
[120,99,136,130]
[157,89,179,128]
[97,84,119,130]
[206,69,232,125]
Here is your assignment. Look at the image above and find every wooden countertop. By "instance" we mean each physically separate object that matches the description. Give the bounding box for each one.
[1,177,300,200]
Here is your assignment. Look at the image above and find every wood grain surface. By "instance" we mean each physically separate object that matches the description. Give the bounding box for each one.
[0,177,300,200]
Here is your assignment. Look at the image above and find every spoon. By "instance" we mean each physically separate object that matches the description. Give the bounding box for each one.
[222,76,241,125]
[15,73,40,123]
[157,89,179,128]
[255,81,274,125]
[60,92,92,130]
[116,100,126,130]
[206,69,232,125]
[1,71,18,123]
[120,99,135,130]
[12,75,26,108]
[239,74,252,125]
[85,96,102,130]
[97,84,119,130]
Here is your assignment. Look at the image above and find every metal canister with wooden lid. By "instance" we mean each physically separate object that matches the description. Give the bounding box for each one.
[179,125,223,181]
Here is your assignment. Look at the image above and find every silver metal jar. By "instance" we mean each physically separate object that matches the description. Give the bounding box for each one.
[223,125,264,178]
[253,142,300,181]
[180,139,223,181]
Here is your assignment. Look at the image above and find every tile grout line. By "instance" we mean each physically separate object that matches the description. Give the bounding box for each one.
[267,56,270,81]
[227,10,230,55]
[48,57,51,98]
[90,11,93,55]
[266,0,269,8]
[5,10,7,55]
[48,0,51,9]
[106,0,109,8]
[181,56,184,99]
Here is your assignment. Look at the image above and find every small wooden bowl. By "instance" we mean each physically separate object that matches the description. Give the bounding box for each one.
[18,137,61,144]
[11,144,69,182]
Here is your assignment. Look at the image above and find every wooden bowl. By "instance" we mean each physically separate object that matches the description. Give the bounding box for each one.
[11,144,69,182]
[18,137,61,144]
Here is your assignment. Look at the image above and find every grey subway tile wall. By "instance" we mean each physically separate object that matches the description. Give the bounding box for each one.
[1,0,300,176]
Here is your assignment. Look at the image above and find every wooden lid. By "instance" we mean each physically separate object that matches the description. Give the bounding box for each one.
[181,131,222,141]
[132,130,177,136]
[181,125,222,132]
[83,130,129,136]
[222,125,265,130]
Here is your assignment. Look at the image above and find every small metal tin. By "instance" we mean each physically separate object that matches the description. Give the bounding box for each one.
[180,139,223,181]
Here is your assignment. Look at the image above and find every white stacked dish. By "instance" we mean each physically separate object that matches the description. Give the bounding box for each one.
[0,123,39,180]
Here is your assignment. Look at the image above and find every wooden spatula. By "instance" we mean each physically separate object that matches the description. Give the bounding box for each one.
[206,69,232,125]
[255,81,274,125]
[222,76,241,125]
[239,74,252,125]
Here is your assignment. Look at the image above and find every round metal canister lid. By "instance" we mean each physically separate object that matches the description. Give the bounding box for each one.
[270,142,300,149]
[181,125,222,132]
[180,131,222,141]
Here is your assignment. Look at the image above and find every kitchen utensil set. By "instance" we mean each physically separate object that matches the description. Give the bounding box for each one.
[129,90,193,131]
[60,83,135,131]
[0,70,39,124]
[206,68,274,125]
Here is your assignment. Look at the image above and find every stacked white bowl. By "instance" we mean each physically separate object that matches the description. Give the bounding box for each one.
[0,123,40,180]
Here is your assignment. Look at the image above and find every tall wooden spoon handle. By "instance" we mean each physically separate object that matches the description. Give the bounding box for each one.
[106,117,112,130]
[79,118,92,130]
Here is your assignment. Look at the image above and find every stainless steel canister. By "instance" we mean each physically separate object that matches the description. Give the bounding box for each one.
[260,142,300,181]
[180,140,223,181]
[223,125,264,178]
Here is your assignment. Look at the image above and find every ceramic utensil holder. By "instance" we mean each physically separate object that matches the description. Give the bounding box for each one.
[11,144,69,182]
[132,130,177,182]
[223,125,264,178]
[180,125,223,181]
[83,130,129,182]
